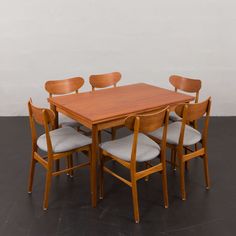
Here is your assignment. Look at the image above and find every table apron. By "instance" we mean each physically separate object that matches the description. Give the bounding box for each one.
[56,103,179,131]
[56,107,92,129]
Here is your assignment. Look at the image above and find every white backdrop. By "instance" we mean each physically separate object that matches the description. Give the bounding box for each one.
[0,0,235,116]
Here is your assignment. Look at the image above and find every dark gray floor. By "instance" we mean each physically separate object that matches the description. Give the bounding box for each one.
[0,117,235,236]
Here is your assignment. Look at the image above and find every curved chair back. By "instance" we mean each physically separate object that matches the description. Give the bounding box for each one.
[169,75,201,103]
[175,97,211,147]
[89,72,121,91]
[125,107,169,164]
[28,99,55,154]
[45,77,84,97]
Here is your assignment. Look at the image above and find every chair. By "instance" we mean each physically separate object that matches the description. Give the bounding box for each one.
[89,72,121,92]
[45,77,84,128]
[149,98,211,200]
[27,99,92,210]
[100,107,169,223]
[89,72,122,140]
[169,75,201,122]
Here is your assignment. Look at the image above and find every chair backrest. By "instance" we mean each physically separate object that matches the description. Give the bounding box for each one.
[169,75,201,103]
[45,77,84,97]
[28,99,55,154]
[125,107,169,164]
[175,97,211,147]
[89,72,121,91]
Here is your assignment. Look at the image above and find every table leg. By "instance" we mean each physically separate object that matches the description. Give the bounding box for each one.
[91,124,98,207]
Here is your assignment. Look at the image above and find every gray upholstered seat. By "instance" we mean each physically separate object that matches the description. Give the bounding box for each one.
[59,114,80,128]
[149,122,201,146]
[37,126,92,153]
[59,114,91,134]
[100,133,160,162]
[169,111,182,122]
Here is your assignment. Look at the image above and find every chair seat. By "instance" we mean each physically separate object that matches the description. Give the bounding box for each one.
[149,122,201,146]
[59,114,80,128]
[37,127,92,153]
[169,111,182,122]
[100,133,160,162]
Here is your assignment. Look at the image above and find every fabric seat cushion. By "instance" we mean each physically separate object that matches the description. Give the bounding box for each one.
[169,111,182,122]
[59,114,80,128]
[37,126,92,153]
[100,133,160,162]
[149,122,201,146]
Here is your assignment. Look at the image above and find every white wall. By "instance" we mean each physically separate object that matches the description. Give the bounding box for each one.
[0,0,235,116]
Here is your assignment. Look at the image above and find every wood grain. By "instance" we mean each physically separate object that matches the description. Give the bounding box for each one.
[28,99,91,210]
[100,108,170,223]
[48,82,194,209]
[155,97,212,200]
[169,75,201,94]
[45,77,84,96]
[49,83,194,124]
[175,98,210,122]
[89,72,121,91]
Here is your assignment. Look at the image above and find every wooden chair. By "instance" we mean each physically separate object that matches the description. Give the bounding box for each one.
[149,98,211,200]
[27,99,92,210]
[169,75,202,168]
[45,77,84,128]
[89,72,122,140]
[169,75,201,122]
[100,107,169,223]
[89,72,121,92]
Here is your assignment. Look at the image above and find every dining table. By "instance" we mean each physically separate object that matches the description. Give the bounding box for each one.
[48,83,194,207]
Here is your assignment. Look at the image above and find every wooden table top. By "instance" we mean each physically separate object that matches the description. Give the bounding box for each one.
[48,83,194,124]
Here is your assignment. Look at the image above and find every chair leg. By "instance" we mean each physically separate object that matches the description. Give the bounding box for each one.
[131,179,140,223]
[203,152,210,189]
[173,150,177,171]
[43,171,52,210]
[145,162,149,181]
[179,158,186,200]
[55,160,60,171]
[161,167,169,208]
[171,148,176,171]
[184,148,190,171]
[69,155,74,177]
[28,154,36,194]
[66,156,70,176]
[111,127,116,140]
[185,161,190,170]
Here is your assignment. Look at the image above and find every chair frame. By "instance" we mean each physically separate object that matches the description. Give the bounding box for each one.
[28,99,91,210]
[151,98,211,200]
[169,75,202,168]
[45,77,85,170]
[45,76,84,128]
[100,107,169,223]
[89,72,122,140]
[45,77,84,97]
[89,72,121,91]
[169,75,201,103]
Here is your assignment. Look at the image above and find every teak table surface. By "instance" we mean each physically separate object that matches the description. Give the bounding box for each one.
[49,83,194,126]
[48,83,194,207]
